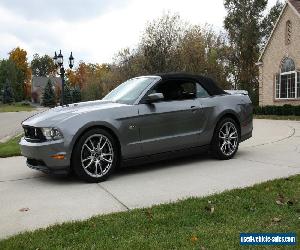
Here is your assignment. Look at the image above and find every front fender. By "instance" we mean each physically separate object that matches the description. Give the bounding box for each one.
[68,120,121,156]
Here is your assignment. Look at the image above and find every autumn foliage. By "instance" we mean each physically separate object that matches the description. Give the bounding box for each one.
[61,13,234,102]
[1,4,281,105]
[9,47,32,100]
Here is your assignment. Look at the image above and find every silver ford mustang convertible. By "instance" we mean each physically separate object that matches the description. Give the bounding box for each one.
[20,73,253,182]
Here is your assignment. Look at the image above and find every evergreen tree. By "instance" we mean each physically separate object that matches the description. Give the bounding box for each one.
[63,83,73,105]
[72,86,81,103]
[2,79,14,104]
[42,80,56,107]
[0,59,20,101]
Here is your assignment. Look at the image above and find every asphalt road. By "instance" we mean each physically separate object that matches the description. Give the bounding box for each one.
[0,119,300,239]
[0,109,46,143]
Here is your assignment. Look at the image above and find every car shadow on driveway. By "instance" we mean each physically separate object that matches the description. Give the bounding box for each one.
[116,151,213,176]
[38,151,215,184]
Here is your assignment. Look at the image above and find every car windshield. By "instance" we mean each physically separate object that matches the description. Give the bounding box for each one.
[103,77,158,104]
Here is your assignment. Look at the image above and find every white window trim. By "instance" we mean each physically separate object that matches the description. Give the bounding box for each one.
[297,71,300,99]
[275,71,300,100]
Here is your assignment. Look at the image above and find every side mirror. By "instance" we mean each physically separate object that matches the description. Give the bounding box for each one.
[146,93,164,103]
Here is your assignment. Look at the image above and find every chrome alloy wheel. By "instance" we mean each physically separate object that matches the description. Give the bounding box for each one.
[218,121,238,156]
[80,134,114,178]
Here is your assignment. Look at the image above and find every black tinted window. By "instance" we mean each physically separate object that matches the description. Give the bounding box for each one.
[153,80,196,101]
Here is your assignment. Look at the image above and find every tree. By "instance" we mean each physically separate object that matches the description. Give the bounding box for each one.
[67,13,243,101]
[63,83,73,105]
[72,61,89,88]
[72,86,81,103]
[0,59,20,101]
[178,26,231,89]
[224,0,268,105]
[67,62,113,101]
[42,80,56,107]
[2,79,14,104]
[261,0,284,48]
[113,48,145,81]
[31,54,56,77]
[9,47,31,100]
[66,69,77,87]
[140,13,184,73]
[113,13,231,89]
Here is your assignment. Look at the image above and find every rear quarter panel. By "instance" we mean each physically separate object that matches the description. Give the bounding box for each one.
[198,94,253,145]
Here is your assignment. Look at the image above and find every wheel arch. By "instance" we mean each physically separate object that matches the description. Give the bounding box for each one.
[214,111,241,137]
[70,123,122,167]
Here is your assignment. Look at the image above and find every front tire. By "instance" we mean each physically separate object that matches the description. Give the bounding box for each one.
[211,117,240,160]
[72,128,119,182]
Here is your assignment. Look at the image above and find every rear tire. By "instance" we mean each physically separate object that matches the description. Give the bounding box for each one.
[211,117,240,160]
[72,128,119,183]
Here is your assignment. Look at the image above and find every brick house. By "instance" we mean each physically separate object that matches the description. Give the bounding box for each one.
[257,0,300,106]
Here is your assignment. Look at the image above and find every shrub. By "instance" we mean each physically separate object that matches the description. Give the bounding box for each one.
[282,104,293,115]
[63,84,73,105]
[82,81,103,101]
[264,106,274,115]
[72,86,81,103]
[2,80,14,104]
[253,106,262,114]
[274,106,282,116]
[294,106,300,116]
[20,101,30,106]
[254,105,300,116]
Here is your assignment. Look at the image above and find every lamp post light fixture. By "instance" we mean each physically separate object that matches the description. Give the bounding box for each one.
[53,50,74,105]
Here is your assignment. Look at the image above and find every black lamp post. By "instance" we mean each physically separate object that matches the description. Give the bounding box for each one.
[53,50,74,105]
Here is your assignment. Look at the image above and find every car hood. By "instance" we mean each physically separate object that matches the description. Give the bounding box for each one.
[22,100,128,127]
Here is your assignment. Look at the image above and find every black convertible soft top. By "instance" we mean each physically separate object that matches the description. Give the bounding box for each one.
[155,73,227,96]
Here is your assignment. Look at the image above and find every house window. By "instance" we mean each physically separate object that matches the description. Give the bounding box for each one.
[285,20,292,45]
[275,58,299,99]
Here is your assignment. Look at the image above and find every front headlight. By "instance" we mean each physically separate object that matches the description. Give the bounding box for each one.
[41,128,63,140]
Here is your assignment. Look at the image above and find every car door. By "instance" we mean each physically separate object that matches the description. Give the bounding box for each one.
[137,79,205,155]
[195,81,215,146]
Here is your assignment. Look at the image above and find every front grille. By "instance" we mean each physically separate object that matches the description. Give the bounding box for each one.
[27,158,46,167]
[23,126,46,142]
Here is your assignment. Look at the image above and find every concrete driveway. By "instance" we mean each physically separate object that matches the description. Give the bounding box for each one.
[0,109,46,143]
[0,119,300,239]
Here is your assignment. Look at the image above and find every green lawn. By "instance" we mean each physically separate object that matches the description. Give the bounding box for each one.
[0,134,22,158]
[0,175,299,249]
[0,103,34,112]
[254,114,300,121]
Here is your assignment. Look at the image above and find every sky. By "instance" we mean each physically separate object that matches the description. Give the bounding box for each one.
[0,0,282,65]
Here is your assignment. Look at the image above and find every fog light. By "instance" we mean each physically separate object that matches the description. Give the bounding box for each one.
[51,154,65,160]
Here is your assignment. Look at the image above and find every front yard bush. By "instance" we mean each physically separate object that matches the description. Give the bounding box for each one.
[254,104,300,116]
[282,104,293,115]
[294,105,300,116]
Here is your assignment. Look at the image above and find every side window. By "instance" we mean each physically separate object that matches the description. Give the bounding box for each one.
[180,82,196,99]
[196,83,210,98]
[153,80,196,101]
